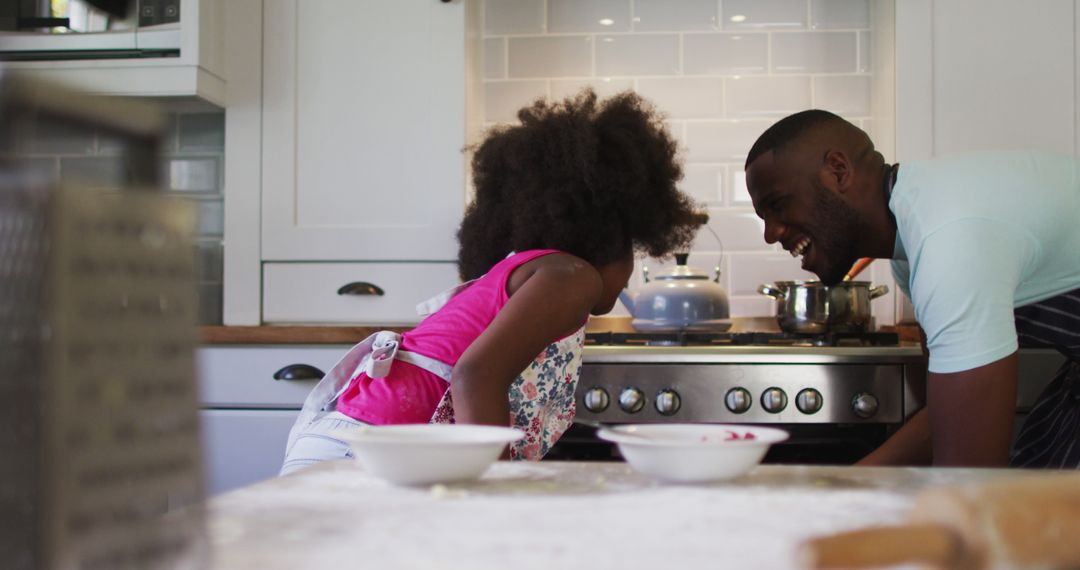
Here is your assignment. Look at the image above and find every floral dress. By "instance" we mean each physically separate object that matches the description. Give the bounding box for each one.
[429,327,585,460]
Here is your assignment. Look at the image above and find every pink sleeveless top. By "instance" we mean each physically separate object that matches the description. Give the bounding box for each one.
[335,250,561,424]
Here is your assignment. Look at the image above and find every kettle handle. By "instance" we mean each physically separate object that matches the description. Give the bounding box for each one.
[758,284,783,299]
[869,285,890,300]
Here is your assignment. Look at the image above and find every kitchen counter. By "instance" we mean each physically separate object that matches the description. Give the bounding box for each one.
[203,460,1021,570]
[199,317,923,345]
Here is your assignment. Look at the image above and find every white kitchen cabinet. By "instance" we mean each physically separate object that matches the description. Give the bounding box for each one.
[263,262,460,324]
[895,0,1077,160]
[260,0,471,262]
[0,0,226,105]
[197,345,350,495]
[200,409,299,495]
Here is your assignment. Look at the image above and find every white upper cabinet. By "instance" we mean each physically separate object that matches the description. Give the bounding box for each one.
[0,0,226,105]
[261,0,469,262]
[895,0,1077,160]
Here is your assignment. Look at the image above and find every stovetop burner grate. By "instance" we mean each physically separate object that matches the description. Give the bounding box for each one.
[585,331,900,347]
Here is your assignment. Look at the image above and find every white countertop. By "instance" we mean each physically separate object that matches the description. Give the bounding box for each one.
[204,460,1017,570]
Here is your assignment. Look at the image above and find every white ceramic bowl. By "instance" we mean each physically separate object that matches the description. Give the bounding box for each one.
[336,424,524,486]
[597,424,789,484]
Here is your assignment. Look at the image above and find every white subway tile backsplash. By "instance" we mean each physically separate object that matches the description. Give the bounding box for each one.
[813,75,871,116]
[485,80,548,122]
[728,254,816,295]
[683,33,768,75]
[508,36,593,78]
[194,240,224,283]
[595,34,679,76]
[485,38,506,79]
[685,120,771,162]
[197,282,223,324]
[477,0,878,323]
[730,168,752,203]
[25,119,95,154]
[858,31,871,73]
[178,113,225,150]
[681,164,725,205]
[485,0,545,34]
[695,210,771,251]
[726,76,811,117]
[60,156,126,188]
[811,0,870,30]
[636,77,723,119]
[633,0,718,32]
[772,32,857,73]
[550,78,635,101]
[721,0,808,29]
[548,0,630,33]
[195,199,224,237]
[728,296,774,317]
[169,157,219,192]
[667,120,688,150]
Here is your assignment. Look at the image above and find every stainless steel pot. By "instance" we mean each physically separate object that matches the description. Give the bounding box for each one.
[758,281,889,334]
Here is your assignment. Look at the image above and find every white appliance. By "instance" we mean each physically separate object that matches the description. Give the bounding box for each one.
[0,0,180,61]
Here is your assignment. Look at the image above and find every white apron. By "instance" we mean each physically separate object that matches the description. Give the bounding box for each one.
[283,279,584,461]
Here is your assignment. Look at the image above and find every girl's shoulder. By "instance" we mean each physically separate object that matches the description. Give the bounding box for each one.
[505,250,601,296]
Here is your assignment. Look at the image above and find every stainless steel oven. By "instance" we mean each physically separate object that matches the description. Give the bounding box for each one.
[547,326,927,464]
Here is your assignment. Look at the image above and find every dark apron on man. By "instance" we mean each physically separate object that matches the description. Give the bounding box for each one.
[1009,288,1080,468]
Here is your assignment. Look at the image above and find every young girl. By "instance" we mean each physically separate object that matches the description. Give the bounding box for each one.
[281,89,703,474]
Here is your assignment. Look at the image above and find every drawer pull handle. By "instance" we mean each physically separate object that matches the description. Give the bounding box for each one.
[337,281,385,296]
[273,364,325,381]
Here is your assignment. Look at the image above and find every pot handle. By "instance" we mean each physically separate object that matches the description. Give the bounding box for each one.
[758,284,783,299]
[869,285,890,299]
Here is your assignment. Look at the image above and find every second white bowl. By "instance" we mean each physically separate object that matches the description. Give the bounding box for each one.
[598,424,789,483]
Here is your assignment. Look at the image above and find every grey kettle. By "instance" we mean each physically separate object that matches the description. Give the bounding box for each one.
[618,253,731,331]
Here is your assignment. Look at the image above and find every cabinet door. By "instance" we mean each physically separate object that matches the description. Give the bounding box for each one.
[262,0,466,261]
[896,0,1075,159]
[200,409,299,495]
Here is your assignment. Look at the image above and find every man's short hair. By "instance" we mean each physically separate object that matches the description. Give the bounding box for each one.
[744,109,847,170]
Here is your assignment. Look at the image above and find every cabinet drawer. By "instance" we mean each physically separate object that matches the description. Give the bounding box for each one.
[197,345,351,407]
[263,262,459,324]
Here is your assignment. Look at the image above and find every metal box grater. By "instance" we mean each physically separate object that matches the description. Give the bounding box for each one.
[0,76,206,569]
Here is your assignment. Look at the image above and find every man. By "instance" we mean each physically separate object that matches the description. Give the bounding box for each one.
[744,110,1080,468]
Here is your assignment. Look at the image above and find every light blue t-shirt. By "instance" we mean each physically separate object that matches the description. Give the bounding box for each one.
[890,151,1080,373]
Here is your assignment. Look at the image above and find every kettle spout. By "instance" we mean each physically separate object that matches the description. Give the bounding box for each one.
[618,289,636,313]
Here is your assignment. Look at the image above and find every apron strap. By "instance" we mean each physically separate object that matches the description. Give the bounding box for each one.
[415,278,476,318]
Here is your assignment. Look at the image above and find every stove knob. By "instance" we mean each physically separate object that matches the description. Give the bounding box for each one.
[761,387,788,414]
[796,388,823,414]
[619,387,645,414]
[582,387,610,413]
[852,392,879,419]
[725,387,752,414]
[654,389,681,416]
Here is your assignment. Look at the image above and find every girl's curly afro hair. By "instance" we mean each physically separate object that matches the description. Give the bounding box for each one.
[457,89,702,280]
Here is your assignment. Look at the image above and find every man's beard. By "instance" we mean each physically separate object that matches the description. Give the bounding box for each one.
[809,182,862,286]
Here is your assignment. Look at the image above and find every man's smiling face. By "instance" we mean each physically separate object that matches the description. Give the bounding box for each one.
[745,150,862,286]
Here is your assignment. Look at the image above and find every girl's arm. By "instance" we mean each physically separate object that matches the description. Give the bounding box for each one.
[450,254,603,426]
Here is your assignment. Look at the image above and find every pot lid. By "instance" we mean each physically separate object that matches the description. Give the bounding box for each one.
[654,253,710,281]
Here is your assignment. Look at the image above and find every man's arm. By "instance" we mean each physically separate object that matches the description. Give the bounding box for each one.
[927,352,1018,466]
[857,352,1018,467]
[857,407,932,466]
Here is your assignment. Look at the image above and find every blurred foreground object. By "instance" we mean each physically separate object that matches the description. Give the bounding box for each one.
[0,73,206,569]
[800,473,1080,570]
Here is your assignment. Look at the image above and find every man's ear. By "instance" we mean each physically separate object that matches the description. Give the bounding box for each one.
[821,149,853,193]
